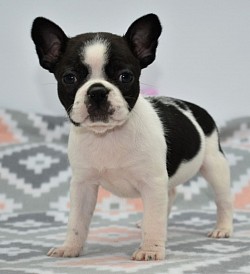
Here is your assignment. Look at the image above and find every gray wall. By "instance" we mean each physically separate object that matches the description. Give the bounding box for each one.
[1,0,249,125]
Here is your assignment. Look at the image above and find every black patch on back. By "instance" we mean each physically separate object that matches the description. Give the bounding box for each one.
[171,99,189,111]
[172,99,223,153]
[149,98,202,178]
[182,100,216,136]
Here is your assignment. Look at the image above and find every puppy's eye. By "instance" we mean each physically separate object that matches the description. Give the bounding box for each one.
[63,73,77,85]
[119,72,134,84]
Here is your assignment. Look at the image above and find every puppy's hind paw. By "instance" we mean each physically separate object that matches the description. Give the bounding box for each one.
[47,245,83,258]
[207,228,232,238]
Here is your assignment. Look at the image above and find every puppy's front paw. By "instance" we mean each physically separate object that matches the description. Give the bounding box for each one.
[131,241,166,261]
[47,245,83,258]
[207,227,232,238]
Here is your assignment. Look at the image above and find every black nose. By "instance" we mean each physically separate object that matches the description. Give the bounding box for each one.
[87,84,109,104]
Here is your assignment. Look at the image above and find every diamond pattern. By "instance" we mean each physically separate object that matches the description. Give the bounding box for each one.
[0,109,249,274]
[0,143,70,197]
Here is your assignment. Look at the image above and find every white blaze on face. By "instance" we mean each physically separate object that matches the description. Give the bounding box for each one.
[81,38,109,79]
[71,37,130,134]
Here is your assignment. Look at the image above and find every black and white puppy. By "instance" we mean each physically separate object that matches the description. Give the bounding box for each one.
[31,14,233,261]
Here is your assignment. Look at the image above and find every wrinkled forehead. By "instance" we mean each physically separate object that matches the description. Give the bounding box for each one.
[80,36,109,78]
[59,33,140,78]
[81,33,139,67]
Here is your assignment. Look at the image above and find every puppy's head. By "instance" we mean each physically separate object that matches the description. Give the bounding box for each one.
[31,14,162,134]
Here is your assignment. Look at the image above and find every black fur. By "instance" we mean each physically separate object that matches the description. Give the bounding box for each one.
[31,15,162,118]
[183,101,217,136]
[148,97,217,177]
[31,17,68,72]
[124,14,162,69]
[31,15,221,165]
[54,32,141,115]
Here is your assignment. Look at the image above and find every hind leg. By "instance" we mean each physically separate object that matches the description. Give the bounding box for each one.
[200,133,233,238]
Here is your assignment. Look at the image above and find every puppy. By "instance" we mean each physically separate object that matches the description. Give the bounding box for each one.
[31,14,233,261]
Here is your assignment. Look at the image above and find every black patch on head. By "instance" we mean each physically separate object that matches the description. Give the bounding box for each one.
[103,33,141,110]
[53,33,99,114]
[31,15,162,122]
[149,98,202,178]
[52,32,141,119]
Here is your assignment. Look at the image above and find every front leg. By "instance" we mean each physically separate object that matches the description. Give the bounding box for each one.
[132,176,168,261]
[48,178,99,257]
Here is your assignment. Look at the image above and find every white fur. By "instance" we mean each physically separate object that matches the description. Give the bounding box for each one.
[70,79,130,134]
[71,39,130,134]
[80,37,109,79]
[48,93,233,260]
[201,131,233,238]
[168,108,206,188]
[48,40,232,261]
[49,95,169,259]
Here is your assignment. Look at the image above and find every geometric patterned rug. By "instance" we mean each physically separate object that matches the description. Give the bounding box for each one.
[0,108,250,274]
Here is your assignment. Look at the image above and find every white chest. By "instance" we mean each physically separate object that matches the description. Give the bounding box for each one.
[67,96,167,197]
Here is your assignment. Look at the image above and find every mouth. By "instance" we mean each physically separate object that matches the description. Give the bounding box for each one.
[69,110,128,134]
[89,114,109,123]
[69,114,109,127]
[69,102,115,125]
[68,84,130,134]
[88,107,115,123]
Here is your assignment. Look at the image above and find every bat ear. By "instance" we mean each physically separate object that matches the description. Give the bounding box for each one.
[31,17,68,72]
[124,14,162,69]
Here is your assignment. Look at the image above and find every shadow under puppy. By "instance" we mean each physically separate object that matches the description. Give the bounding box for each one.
[31,14,233,261]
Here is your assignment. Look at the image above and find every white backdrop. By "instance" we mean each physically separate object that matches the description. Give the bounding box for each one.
[0,0,249,126]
